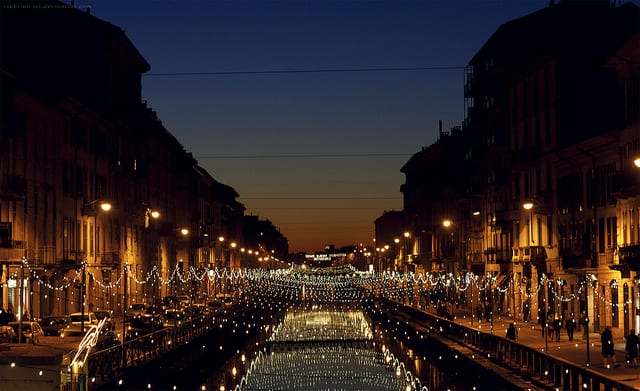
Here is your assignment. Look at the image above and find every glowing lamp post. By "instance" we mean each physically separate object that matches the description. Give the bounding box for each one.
[81,201,111,336]
[522,202,534,244]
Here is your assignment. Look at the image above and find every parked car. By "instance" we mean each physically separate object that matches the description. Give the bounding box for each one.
[0,325,16,343]
[128,303,147,316]
[215,293,234,307]
[94,329,121,351]
[163,309,185,327]
[7,321,44,344]
[176,295,190,308]
[126,313,164,339]
[39,315,70,336]
[93,310,116,331]
[63,312,99,335]
[185,303,209,317]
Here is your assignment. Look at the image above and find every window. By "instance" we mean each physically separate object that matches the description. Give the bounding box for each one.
[610,281,619,328]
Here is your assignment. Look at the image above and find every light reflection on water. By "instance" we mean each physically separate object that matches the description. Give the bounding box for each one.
[238,346,408,391]
[222,308,420,391]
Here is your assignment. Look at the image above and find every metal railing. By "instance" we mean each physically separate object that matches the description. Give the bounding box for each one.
[392,301,637,391]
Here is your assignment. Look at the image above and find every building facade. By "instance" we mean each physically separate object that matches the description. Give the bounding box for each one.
[0,2,251,319]
[385,0,640,336]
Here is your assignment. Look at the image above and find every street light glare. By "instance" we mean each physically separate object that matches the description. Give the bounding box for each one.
[150,210,160,219]
[522,202,534,210]
[442,219,452,228]
[634,157,640,168]
[100,202,112,212]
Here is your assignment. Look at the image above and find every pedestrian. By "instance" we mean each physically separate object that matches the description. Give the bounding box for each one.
[476,303,483,322]
[624,329,639,368]
[484,301,491,322]
[547,316,554,342]
[554,316,562,342]
[565,313,576,342]
[580,311,588,339]
[523,298,531,322]
[601,325,617,368]
[506,322,517,341]
[540,308,547,337]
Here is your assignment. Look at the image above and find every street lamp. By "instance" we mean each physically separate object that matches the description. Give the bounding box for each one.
[122,206,160,368]
[144,208,160,228]
[81,201,111,336]
[567,269,595,367]
[522,202,534,243]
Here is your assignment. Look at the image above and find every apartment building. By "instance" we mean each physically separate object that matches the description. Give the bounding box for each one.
[390,0,640,336]
[0,2,246,319]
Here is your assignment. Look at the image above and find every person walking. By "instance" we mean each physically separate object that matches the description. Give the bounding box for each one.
[601,326,617,368]
[522,298,531,322]
[547,314,555,342]
[565,313,576,342]
[506,322,518,341]
[476,303,483,323]
[624,329,639,368]
[580,311,588,339]
[554,316,562,342]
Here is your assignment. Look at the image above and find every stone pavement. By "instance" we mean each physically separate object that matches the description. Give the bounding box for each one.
[448,309,640,390]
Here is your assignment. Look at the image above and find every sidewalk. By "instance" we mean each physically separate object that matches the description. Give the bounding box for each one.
[449,309,640,390]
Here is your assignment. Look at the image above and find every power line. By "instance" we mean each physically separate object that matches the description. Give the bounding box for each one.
[240,196,401,200]
[145,65,465,77]
[196,153,411,159]
[245,207,386,210]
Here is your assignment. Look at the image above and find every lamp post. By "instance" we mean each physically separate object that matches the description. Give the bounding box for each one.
[81,201,111,336]
[523,201,548,348]
[583,273,597,367]
[403,231,411,273]
[122,262,129,368]
[567,269,594,367]
[523,202,534,244]
[217,236,225,295]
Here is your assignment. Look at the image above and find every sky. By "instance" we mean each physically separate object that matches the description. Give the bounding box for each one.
[81,0,555,253]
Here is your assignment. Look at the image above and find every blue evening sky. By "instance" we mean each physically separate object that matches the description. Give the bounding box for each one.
[82,0,568,252]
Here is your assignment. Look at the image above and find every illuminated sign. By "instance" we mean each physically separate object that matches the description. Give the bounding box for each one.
[304,253,347,262]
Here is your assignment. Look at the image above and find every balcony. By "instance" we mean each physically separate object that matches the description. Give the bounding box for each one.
[613,171,640,199]
[99,252,121,268]
[618,243,640,270]
[32,246,56,267]
[0,239,25,261]
[0,239,25,248]
[0,175,26,201]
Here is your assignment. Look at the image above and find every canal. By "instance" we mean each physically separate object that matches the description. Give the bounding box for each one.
[203,302,516,390]
[97,300,518,390]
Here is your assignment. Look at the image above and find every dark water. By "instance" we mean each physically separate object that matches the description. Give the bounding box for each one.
[96,304,516,390]
[204,306,516,391]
